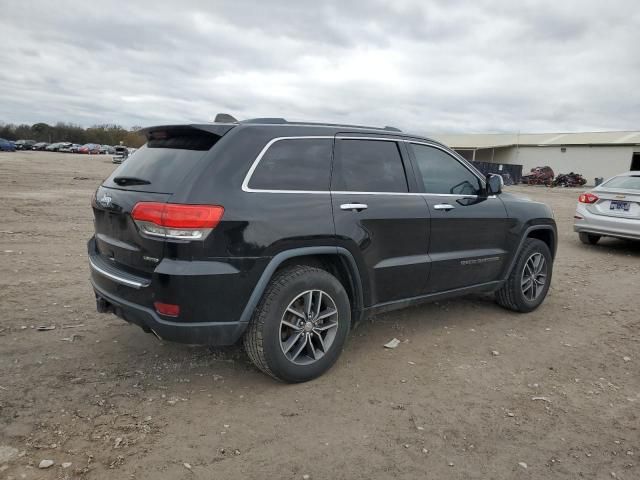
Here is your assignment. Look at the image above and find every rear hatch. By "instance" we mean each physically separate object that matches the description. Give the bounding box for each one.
[91,125,233,275]
[589,175,640,220]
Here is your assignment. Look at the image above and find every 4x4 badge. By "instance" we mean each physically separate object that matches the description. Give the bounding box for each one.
[98,194,112,208]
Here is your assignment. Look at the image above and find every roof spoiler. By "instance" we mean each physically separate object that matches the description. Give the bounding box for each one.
[138,124,236,140]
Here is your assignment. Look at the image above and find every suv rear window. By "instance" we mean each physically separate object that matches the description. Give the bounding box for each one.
[248,138,332,191]
[332,139,408,192]
[104,130,222,193]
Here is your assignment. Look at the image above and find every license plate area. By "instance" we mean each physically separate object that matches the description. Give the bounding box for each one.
[609,200,630,211]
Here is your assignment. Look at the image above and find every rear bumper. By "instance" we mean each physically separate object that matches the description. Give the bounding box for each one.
[574,204,640,240]
[92,281,248,345]
[87,236,266,346]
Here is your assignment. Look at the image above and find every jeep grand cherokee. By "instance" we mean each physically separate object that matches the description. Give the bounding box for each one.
[88,117,557,382]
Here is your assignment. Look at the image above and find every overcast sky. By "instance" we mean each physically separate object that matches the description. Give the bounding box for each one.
[1,0,638,134]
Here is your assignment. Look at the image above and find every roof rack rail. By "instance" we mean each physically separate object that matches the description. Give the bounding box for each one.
[235,116,403,132]
[240,117,288,124]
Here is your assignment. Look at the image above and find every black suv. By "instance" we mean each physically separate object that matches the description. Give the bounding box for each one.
[88,118,557,382]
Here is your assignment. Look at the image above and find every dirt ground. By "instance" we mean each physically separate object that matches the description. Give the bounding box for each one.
[0,150,638,480]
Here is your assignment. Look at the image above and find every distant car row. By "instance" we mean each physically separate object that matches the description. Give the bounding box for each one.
[0,138,138,164]
[46,142,115,154]
[0,139,120,154]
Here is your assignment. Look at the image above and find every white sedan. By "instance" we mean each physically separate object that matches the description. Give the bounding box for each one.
[574,171,640,244]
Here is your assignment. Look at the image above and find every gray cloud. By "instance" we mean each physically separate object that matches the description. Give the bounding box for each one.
[0,0,638,134]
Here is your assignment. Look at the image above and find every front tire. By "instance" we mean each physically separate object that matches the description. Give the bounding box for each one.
[243,265,351,383]
[579,232,600,245]
[496,238,553,313]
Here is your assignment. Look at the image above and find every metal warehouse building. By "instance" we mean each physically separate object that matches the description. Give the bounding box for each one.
[432,131,640,185]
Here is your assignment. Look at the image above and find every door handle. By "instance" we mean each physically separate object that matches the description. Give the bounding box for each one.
[433,203,455,211]
[340,203,368,212]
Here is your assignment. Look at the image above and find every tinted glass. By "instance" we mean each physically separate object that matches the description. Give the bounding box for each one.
[411,144,482,195]
[333,139,407,192]
[249,138,332,191]
[104,131,222,193]
[602,175,640,191]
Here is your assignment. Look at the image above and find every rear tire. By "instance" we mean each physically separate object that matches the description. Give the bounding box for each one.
[579,232,601,245]
[243,265,350,383]
[495,238,553,313]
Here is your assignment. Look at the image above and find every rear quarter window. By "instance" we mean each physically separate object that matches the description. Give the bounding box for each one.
[248,138,332,191]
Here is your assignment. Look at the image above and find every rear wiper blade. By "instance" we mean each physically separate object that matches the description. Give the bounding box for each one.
[113,176,151,186]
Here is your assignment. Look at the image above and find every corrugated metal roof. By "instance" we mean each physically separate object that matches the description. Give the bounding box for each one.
[430,131,640,149]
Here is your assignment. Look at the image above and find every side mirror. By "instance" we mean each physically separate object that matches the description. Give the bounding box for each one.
[486,174,503,195]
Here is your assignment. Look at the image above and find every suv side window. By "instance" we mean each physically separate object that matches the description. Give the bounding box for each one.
[333,139,408,192]
[249,138,332,191]
[411,143,482,195]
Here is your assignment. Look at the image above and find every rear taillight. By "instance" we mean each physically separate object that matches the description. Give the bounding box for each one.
[578,192,599,204]
[131,202,224,240]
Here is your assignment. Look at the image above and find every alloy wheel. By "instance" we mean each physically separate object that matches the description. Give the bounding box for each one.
[521,252,547,301]
[279,289,339,365]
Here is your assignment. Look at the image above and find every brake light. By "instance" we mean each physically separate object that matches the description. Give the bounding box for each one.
[154,301,180,317]
[132,202,224,240]
[578,192,599,204]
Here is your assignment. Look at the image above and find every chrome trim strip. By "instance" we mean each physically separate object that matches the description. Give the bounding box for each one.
[334,190,423,196]
[89,256,148,289]
[334,191,483,198]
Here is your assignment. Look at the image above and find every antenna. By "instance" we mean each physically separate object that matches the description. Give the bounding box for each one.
[214,113,238,123]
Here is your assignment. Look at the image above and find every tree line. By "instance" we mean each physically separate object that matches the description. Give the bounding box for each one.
[0,122,146,147]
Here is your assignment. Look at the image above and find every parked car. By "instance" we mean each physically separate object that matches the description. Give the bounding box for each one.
[0,138,16,151]
[32,142,50,150]
[45,142,71,152]
[88,118,557,382]
[574,171,640,244]
[14,139,37,150]
[99,145,115,154]
[111,145,129,164]
[59,143,80,153]
[78,143,101,154]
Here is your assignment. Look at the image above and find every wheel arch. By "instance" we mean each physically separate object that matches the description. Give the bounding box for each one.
[527,227,556,259]
[502,225,557,280]
[238,247,364,325]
